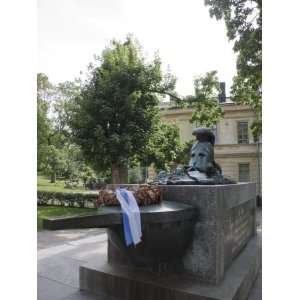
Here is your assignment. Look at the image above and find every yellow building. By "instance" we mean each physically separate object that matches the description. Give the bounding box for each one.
[159,102,262,196]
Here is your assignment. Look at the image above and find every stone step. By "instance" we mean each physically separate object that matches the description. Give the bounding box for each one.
[79,234,261,300]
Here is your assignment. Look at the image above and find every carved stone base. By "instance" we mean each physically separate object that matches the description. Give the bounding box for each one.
[80,234,261,300]
[160,183,257,284]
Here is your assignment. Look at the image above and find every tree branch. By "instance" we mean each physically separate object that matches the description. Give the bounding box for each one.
[150,89,183,103]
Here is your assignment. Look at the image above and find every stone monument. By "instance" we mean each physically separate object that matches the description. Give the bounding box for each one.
[155,128,235,185]
[43,128,260,300]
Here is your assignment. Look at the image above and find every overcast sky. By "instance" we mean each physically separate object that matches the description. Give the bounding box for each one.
[38,0,237,97]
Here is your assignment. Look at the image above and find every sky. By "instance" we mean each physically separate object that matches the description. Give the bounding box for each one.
[38,0,237,97]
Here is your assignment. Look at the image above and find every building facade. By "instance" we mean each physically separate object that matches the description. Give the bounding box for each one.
[159,102,262,196]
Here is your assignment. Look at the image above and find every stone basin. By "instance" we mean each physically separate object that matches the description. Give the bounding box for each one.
[43,201,198,271]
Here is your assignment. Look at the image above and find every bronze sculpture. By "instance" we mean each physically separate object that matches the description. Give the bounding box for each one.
[155,128,235,185]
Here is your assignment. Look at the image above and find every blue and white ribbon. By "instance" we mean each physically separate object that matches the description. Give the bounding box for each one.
[116,188,142,246]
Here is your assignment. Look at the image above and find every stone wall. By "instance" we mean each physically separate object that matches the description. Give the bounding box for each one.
[215,157,257,181]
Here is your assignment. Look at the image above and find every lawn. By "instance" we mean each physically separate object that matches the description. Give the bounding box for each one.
[37,175,92,193]
[37,206,97,231]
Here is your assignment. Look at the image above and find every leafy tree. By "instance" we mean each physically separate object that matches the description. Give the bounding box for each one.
[37,73,53,170]
[63,144,85,179]
[204,0,262,140]
[170,71,223,128]
[69,36,177,183]
[37,73,54,103]
[48,81,86,183]
[51,81,81,140]
[139,121,182,172]
[37,74,88,183]
[128,167,144,184]
[79,165,97,188]
[186,70,224,127]
[42,145,67,183]
[37,102,51,169]
[175,140,194,166]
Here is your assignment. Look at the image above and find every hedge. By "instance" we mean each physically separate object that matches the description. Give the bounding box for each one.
[37,191,98,208]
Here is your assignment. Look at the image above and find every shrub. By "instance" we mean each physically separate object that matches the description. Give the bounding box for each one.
[37,191,98,208]
[84,177,106,190]
[129,167,144,184]
[64,179,79,189]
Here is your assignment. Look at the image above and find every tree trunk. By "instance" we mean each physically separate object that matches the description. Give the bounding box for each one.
[111,163,128,184]
[50,172,56,183]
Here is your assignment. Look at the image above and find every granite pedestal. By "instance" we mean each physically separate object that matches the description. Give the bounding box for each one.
[79,233,260,300]
[160,183,257,285]
[43,183,260,300]
[43,201,198,272]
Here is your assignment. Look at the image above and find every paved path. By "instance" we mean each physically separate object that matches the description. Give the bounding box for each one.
[37,209,262,300]
[247,207,262,300]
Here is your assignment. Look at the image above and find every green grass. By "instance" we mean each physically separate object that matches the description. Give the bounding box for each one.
[37,206,97,231]
[37,175,99,231]
[37,175,91,193]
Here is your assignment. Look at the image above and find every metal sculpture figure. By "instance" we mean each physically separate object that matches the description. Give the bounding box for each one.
[155,128,235,185]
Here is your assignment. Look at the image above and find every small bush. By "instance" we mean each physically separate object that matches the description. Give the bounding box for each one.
[64,179,79,189]
[37,191,98,208]
[84,177,106,190]
[129,167,144,184]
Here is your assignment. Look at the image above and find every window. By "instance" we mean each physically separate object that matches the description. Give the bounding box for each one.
[239,163,250,182]
[237,121,249,144]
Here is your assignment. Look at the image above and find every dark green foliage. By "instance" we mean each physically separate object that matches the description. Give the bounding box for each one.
[187,71,224,128]
[139,121,182,172]
[42,146,67,182]
[171,71,223,128]
[38,38,227,184]
[37,73,53,170]
[128,167,144,184]
[64,178,79,189]
[37,73,92,182]
[52,80,81,140]
[37,191,98,208]
[204,0,262,139]
[84,177,107,190]
[69,36,177,180]
[175,140,194,165]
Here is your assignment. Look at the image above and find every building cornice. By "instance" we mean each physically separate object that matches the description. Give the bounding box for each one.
[215,143,261,156]
[159,104,254,117]
[215,143,257,148]
[215,153,258,158]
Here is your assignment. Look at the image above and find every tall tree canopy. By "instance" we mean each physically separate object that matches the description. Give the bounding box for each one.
[37,73,53,171]
[171,70,223,128]
[139,121,182,172]
[37,73,86,182]
[69,36,177,183]
[187,70,223,128]
[204,0,262,140]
